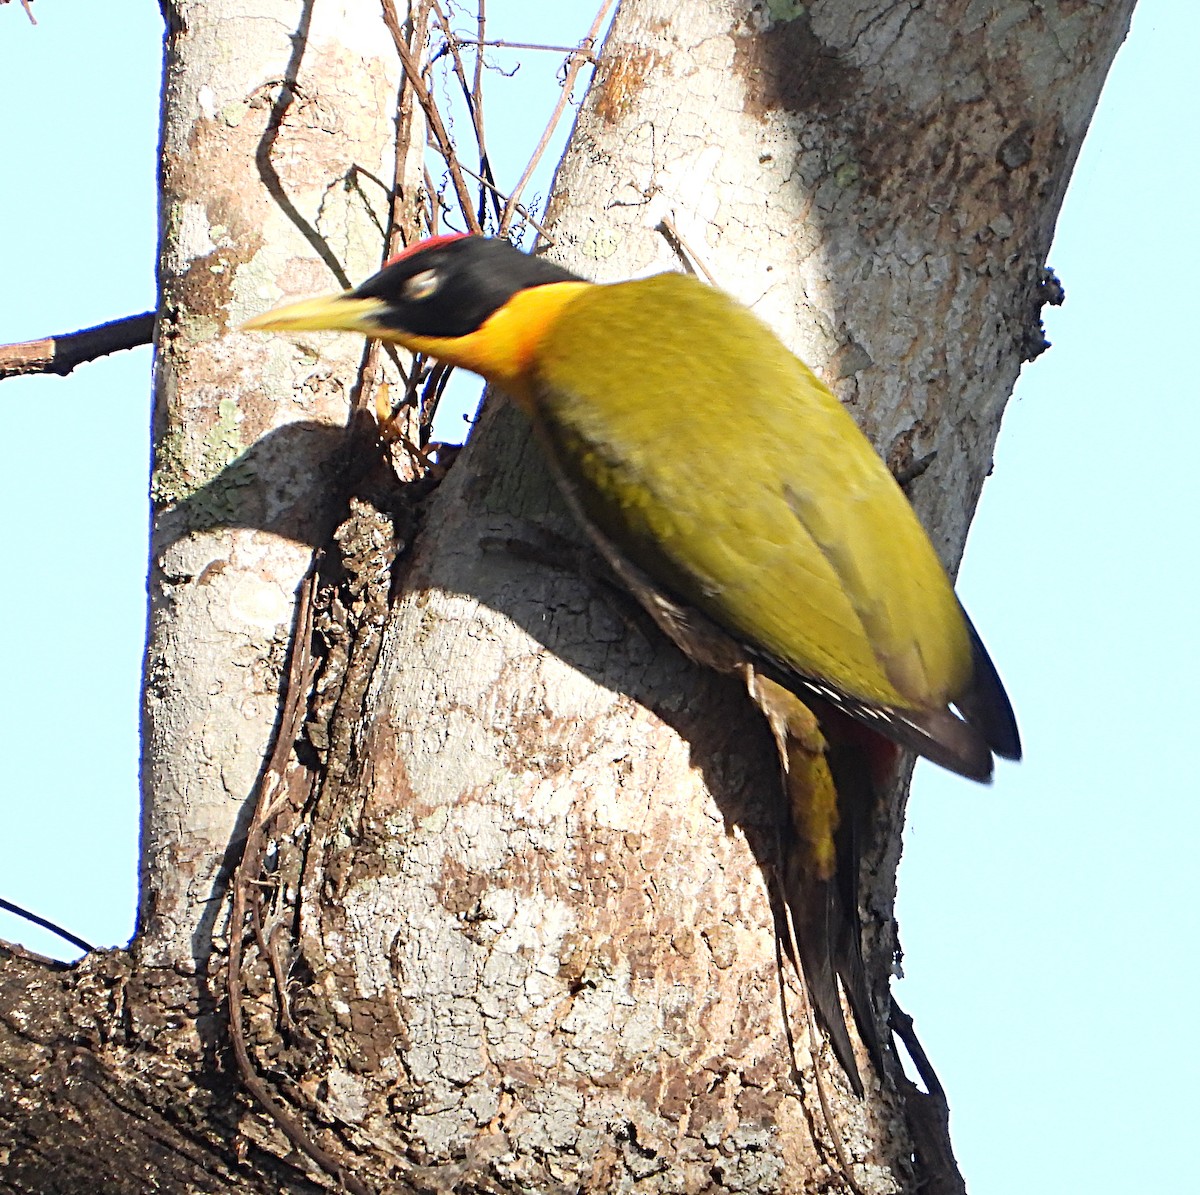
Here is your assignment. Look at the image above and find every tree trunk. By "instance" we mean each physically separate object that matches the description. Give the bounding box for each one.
[0,1,1135,1192]
[142,0,406,968]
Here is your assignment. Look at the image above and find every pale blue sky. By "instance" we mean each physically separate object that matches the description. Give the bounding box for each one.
[1,3,1195,1191]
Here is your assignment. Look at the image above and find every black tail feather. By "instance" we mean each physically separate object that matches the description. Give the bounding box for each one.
[779,859,865,1095]
[777,744,889,1097]
[956,605,1022,762]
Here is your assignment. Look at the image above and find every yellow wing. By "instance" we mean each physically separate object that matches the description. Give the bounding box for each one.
[532,273,971,711]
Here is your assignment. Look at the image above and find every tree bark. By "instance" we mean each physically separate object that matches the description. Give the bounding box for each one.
[0,943,324,1194]
[0,1,1135,1192]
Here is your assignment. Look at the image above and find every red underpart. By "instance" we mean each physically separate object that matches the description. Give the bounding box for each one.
[814,700,904,787]
[382,231,474,268]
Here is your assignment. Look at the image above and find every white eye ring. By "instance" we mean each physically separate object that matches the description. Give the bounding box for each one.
[403,268,440,301]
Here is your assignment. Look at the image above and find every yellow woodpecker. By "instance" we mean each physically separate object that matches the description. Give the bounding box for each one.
[245,234,1020,1094]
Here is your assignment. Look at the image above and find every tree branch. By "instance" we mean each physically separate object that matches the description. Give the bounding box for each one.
[0,312,154,381]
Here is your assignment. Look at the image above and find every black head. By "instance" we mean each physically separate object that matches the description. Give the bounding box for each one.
[351,235,585,338]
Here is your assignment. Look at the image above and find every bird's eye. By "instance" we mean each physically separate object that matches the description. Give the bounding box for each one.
[402,268,440,302]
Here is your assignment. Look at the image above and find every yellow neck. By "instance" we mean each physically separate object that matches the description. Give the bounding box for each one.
[397,280,591,401]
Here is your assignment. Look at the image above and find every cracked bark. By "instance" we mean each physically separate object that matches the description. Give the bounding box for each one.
[0,1,1135,1192]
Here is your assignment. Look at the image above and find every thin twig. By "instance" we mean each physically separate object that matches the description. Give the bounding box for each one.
[390,0,435,252]
[455,161,551,237]
[418,359,455,436]
[656,216,720,286]
[0,896,96,954]
[473,1,488,201]
[0,312,153,381]
[1,0,38,26]
[424,165,443,235]
[478,39,600,56]
[471,1,486,113]
[381,0,480,231]
[500,0,617,233]
[267,921,299,1035]
[430,0,501,227]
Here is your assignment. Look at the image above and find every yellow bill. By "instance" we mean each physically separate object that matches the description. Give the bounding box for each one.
[241,293,389,335]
